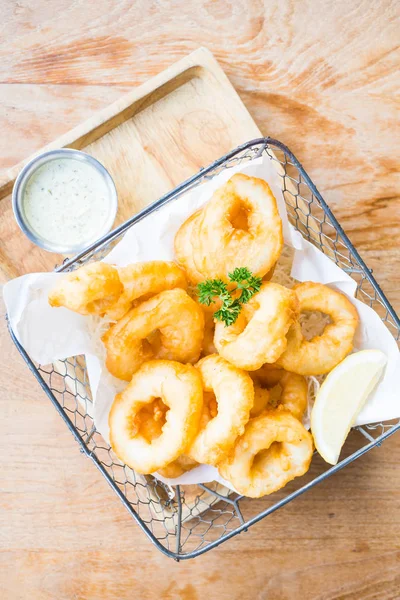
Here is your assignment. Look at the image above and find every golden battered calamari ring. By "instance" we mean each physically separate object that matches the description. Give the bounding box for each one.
[189,292,222,358]
[188,354,254,466]
[214,282,299,370]
[157,455,199,479]
[128,399,199,479]
[218,410,313,498]
[132,398,166,443]
[106,261,187,320]
[48,262,123,315]
[124,361,221,479]
[191,173,283,280]
[250,363,285,387]
[102,288,204,381]
[262,263,276,282]
[251,364,293,394]
[186,288,219,358]
[109,360,203,474]
[276,282,359,375]
[201,304,218,357]
[250,385,270,418]
[157,389,220,477]
[174,210,204,284]
[250,366,308,420]
[275,372,308,420]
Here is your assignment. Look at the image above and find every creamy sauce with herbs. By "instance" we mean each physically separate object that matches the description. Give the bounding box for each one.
[23,158,112,248]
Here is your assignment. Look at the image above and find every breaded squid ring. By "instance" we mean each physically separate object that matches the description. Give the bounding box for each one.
[201,305,218,357]
[188,354,254,466]
[250,385,270,418]
[250,366,308,420]
[218,410,313,498]
[214,282,299,370]
[157,455,199,479]
[174,210,204,284]
[250,363,285,387]
[129,399,199,479]
[190,173,283,280]
[109,360,203,474]
[48,262,123,315]
[189,291,222,358]
[157,389,220,478]
[277,282,359,375]
[106,261,187,320]
[132,398,166,443]
[102,288,204,381]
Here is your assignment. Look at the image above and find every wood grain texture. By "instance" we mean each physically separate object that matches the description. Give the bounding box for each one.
[0,1,399,599]
[0,48,260,280]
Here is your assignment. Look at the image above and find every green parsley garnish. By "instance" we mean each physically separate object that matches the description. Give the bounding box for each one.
[197,267,262,327]
[228,267,263,304]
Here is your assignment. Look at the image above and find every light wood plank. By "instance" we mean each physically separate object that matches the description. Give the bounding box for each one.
[0,48,260,280]
[0,1,399,598]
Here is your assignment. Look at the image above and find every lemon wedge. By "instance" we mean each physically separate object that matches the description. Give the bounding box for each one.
[311,349,387,465]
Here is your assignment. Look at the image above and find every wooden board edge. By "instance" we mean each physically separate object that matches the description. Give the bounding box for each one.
[0,47,259,201]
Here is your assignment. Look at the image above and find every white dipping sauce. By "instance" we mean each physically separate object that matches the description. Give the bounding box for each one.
[23,158,113,248]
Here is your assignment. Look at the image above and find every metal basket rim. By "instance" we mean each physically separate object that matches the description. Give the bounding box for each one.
[7,136,400,560]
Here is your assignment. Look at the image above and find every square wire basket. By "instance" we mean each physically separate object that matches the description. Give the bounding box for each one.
[9,137,400,560]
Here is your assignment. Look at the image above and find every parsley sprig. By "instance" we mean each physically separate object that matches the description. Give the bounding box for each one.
[197,267,262,327]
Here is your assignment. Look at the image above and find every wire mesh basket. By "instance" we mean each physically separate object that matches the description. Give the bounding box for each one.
[8,137,400,560]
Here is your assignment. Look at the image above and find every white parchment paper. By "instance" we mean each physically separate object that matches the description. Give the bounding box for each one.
[4,156,400,487]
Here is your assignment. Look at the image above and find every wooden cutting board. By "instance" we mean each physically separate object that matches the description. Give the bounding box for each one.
[0,47,261,282]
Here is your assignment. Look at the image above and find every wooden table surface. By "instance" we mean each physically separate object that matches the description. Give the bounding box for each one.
[1,2,399,599]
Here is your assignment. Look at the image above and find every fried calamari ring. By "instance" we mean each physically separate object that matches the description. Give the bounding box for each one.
[262,263,276,282]
[48,262,123,315]
[106,261,187,320]
[218,410,313,498]
[189,292,222,358]
[273,372,308,420]
[102,288,204,380]
[251,363,285,387]
[188,355,254,465]
[157,455,199,479]
[186,287,219,358]
[174,210,204,284]
[250,366,308,420]
[133,398,167,443]
[214,282,299,370]
[191,173,283,280]
[128,398,199,479]
[277,282,359,375]
[108,360,203,474]
[250,385,270,418]
[201,305,217,357]
[157,389,221,477]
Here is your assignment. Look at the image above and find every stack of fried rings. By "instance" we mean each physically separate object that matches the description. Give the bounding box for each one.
[48,173,359,498]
